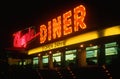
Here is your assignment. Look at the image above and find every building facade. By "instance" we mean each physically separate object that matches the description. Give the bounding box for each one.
[6,3,120,70]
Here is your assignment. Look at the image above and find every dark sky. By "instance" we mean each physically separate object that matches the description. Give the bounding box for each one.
[0,0,120,50]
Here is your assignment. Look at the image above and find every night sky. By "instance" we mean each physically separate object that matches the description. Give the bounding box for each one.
[0,0,120,51]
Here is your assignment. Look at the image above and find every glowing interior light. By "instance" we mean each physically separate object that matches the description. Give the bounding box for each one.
[63,10,72,35]
[40,25,47,43]
[38,54,41,56]
[80,44,84,48]
[49,51,52,54]
[74,5,86,31]
[52,16,62,39]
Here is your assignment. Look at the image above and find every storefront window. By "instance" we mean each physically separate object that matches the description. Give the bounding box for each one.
[19,61,22,65]
[86,46,98,65]
[86,50,97,58]
[33,57,39,65]
[105,42,118,64]
[53,53,61,66]
[65,49,77,66]
[33,57,39,68]
[42,55,49,68]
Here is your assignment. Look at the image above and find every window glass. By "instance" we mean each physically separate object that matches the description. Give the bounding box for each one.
[42,55,48,63]
[86,46,98,58]
[65,49,76,61]
[53,53,61,62]
[86,50,97,58]
[105,42,118,64]
[105,42,117,56]
[86,46,98,65]
[33,57,38,65]
[105,47,117,55]
[65,49,77,66]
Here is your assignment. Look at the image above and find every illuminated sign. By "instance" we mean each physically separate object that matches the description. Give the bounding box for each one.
[13,5,86,48]
[40,5,86,44]
[41,40,66,51]
[28,25,120,55]
[13,27,39,48]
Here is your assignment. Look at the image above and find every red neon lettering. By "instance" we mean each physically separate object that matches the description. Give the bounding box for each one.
[13,28,36,48]
[48,21,52,41]
[13,31,22,47]
[52,16,62,39]
[74,5,86,31]
[39,5,86,44]
[40,25,47,43]
[63,10,72,35]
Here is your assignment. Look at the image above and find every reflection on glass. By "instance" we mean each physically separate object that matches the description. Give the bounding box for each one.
[105,42,117,55]
[33,57,38,65]
[42,55,48,63]
[105,42,118,65]
[53,53,61,66]
[86,46,98,65]
[65,49,76,61]
[86,50,97,58]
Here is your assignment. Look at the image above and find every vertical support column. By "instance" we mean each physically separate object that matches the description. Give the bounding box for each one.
[21,58,24,66]
[38,54,43,69]
[31,58,33,68]
[61,49,65,67]
[77,47,87,67]
[117,41,120,58]
[98,44,105,66]
[48,53,53,69]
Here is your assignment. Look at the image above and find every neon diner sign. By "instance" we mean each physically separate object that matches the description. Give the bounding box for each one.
[40,5,86,43]
[13,27,38,48]
[13,5,86,48]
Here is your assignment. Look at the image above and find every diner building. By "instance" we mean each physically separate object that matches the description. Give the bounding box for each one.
[6,3,120,70]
